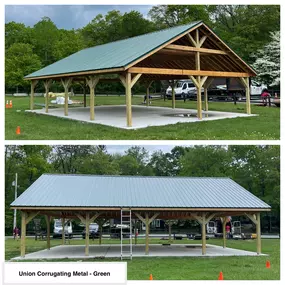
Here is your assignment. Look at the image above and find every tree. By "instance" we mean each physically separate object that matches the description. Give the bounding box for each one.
[252,31,280,86]
[5,43,42,89]
[5,22,31,49]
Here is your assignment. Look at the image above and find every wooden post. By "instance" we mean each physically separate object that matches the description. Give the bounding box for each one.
[134,220,138,245]
[85,213,90,256]
[146,81,153,107]
[202,213,206,255]
[83,84,87,107]
[45,215,51,250]
[222,217,227,248]
[245,77,251,115]
[61,217,65,245]
[168,222,172,242]
[61,78,73,116]
[126,73,132,127]
[256,212,261,255]
[30,80,38,110]
[20,211,27,257]
[204,88,208,112]
[145,213,149,255]
[197,76,202,119]
[86,76,99,120]
[171,80,175,109]
[43,79,52,113]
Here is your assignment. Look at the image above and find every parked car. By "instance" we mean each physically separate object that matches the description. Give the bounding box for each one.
[82,223,100,239]
[53,219,73,239]
[166,80,200,99]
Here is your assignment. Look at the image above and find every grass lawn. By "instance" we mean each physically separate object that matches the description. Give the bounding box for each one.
[5,96,280,140]
[5,238,280,280]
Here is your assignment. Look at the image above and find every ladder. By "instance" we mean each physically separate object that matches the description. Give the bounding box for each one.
[120,208,132,260]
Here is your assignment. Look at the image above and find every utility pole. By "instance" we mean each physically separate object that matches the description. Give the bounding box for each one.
[13,173,18,230]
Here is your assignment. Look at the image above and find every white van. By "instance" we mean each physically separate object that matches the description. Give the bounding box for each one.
[166,80,197,99]
[53,219,73,238]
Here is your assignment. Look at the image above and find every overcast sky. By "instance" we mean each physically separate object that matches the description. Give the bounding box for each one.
[5,5,153,30]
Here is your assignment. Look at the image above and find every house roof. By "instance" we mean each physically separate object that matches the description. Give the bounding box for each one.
[11,174,270,210]
[25,21,201,79]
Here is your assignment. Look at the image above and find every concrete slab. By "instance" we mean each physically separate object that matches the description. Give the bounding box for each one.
[12,244,266,260]
[27,105,256,129]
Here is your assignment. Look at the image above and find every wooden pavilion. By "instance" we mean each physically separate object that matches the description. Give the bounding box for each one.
[25,21,257,127]
[11,174,270,259]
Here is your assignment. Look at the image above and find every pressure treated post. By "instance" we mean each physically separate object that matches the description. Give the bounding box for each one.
[168,222,172,242]
[86,76,99,121]
[61,217,65,245]
[61,78,73,116]
[83,84,87,107]
[20,211,27,257]
[85,213,90,256]
[222,217,227,248]
[45,215,51,250]
[145,213,149,255]
[146,81,153,107]
[245,77,251,115]
[30,80,38,110]
[44,79,52,113]
[256,212,261,255]
[197,76,202,119]
[204,87,208,112]
[171,80,175,109]
[202,213,206,255]
[126,73,132,127]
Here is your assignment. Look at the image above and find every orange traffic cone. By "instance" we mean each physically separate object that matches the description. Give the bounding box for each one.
[149,274,153,280]
[16,126,21,135]
[9,100,13,108]
[266,261,271,268]
[5,100,9,108]
[218,272,224,280]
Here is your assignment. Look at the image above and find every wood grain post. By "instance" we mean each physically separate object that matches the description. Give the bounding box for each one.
[83,84,87,107]
[30,80,38,110]
[85,212,90,256]
[61,78,73,116]
[86,76,99,120]
[20,211,27,257]
[168,222,172,242]
[43,79,52,113]
[61,217,65,245]
[222,217,227,248]
[256,212,261,255]
[146,81,153,107]
[145,213,149,255]
[245,77,251,115]
[126,72,132,127]
[45,215,51,250]
[204,88,208,112]
[202,213,206,255]
[171,80,175,109]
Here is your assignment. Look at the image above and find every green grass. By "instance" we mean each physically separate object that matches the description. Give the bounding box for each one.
[5,96,280,140]
[5,238,280,280]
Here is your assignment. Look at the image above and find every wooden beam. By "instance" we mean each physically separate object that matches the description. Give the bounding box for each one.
[85,212,90,256]
[21,211,27,257]
[129,67,251,78]
[130,73,142,88]
[90,212,101,223]
[30,80,38,110]
[134,212,146,224]
[61,78,73,117]
[45,215,51,250]
[205,213,216,224]
[187,33,197,47]
[86,76,99,121]
[200,76,208,88]
[76,214,86,224]
[149,213,160,224]
[171,80,175,109]
[43,79,52,113]
[145,213,149,255]
[199,35,207,47]
[165,45,227,55]
[61,217,65,245]
[146,81,153,107]
[202,213,206,255]
[245,213,258,225]
[26,211,40,224]
[119,75,126,88]
[24,67,125,81]
[256,213,261,255]
[222,217,227,248]
[126,72,132,127]
[189,76,199,88]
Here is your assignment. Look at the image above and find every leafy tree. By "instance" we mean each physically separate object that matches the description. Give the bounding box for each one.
[5,22,31,49]
[5,43,42,89]
[252,31,280,86]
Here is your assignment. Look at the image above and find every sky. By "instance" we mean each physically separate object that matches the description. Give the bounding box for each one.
[5,5,153,30]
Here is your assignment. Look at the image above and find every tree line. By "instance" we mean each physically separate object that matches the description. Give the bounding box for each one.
[5,145,280,234]
[5,5,280,92]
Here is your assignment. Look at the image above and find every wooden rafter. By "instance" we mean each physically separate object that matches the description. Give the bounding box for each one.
[164,44,227,55]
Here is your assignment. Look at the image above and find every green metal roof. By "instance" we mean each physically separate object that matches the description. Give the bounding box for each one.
[25,21,202,79]
[11,174,270,209]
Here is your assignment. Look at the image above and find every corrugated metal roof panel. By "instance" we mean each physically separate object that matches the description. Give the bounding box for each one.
[25,21,201,78]
[11,174,270,209]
